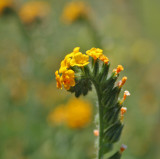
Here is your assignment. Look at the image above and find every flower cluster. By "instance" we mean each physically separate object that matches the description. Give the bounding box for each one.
[55,47,111,90]
[48,98,92,129]
[55,47,130,93]
[86,48,103,60]
[55,47,89,90]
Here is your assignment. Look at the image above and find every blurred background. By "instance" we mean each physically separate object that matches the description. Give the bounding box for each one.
[0,0,160,159]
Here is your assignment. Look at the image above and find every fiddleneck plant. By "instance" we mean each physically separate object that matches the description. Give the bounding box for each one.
[55,47,130,159]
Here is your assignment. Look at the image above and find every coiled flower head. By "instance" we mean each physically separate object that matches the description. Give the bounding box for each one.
[55,47,90,90]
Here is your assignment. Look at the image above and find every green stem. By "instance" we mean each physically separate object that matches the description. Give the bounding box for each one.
[83,18,107,157]
[84,18,103,48]
[11,10,33,54]
[97,87,103,159]
[91,79,103,159]
[84,66,104,159]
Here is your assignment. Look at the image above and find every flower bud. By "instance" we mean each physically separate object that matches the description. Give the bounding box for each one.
[120,144,127,153]
[93,129,99,136]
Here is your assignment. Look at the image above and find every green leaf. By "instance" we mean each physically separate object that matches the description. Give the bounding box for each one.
[98,63,110,82]
[101,75,117,94]
[103,143,113,154]
[68,78,92,97]
[93,59,99,77]
[102,87,120,108]
[104,121,123,143]
[103,103,121,125]
[107,152,121,159]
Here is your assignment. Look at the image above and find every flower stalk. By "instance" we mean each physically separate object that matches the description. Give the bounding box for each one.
[55,47,130,159]
[1,6,33,54]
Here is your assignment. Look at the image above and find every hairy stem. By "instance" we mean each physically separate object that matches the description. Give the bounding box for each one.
[91,79,104,159]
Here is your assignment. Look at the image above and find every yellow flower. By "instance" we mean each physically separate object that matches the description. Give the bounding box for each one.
[55,71,62,89]
[61,70,75,90]
[99,54,109,64]
[0,0,13,15]
[69,47,89,67]
[19,1,50,24]
[86,48,103,60]
[66,98,92,129]
[73,47,80,53]
[59,47,89,72]
[59,54,72,73]
[70,52,89,67]
[48,105,66,125]
[59,48,77,73]
[61,1,89,24]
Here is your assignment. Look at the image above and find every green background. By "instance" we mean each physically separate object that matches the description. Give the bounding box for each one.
[0,0,160,159]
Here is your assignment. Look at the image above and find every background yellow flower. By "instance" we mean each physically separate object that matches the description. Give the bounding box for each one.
[61,1,89,24]
[19,1,50,24]
[0,0,13,15]
[66,98,92,129]
[48,105,66,125]
[48,98,92,129]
